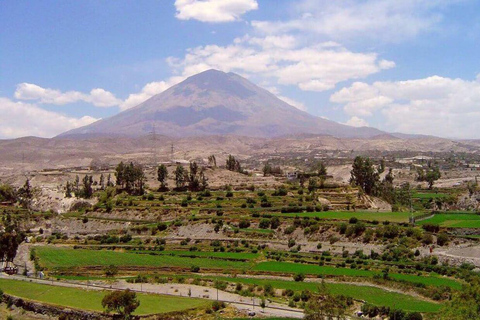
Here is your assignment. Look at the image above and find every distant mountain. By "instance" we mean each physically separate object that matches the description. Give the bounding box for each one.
[59,69,384,139]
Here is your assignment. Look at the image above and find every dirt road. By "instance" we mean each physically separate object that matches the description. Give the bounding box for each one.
[0,274,304,318]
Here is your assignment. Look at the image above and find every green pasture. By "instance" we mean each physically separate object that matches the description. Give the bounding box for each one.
[204,276,442,313]
[0,278,207,315]
[273,211,422,223]
[417,213,480,228]
[35,247,250,270]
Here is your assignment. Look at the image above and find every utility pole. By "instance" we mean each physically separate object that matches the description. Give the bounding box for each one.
[151,123,157,165]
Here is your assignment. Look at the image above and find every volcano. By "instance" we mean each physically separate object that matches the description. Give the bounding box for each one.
[59,69,383,138]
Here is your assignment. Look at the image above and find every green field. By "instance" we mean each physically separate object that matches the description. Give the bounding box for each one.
[36,247,250,270]
[417,213,480,228]
[274,211,421,223]
[0,278,207,315]
[206,276,441,313]
[36,248,461,289]
[254,262,461,289]
[152,250,259,261]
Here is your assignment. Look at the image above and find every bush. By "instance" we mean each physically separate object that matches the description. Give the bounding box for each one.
[190,265,200,272]
[259,218,271,229]
[349,217,358,224]
[238,220,250,229]
[293,273,305,282]
[104,264,118,277]
[437,233,449,246]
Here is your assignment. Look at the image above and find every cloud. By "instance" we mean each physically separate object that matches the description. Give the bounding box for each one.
[330,75,480,138]
[15,83,121,107]
[0,97,98,139]
[167,37,391,93]
[175,0,258,23]
[119,76,184,111]
[252,0,460,43]
[344,116,369,127]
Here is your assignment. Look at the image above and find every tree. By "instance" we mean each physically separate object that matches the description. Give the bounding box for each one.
[0,184,16,203]
[0,212,24,263]
[263,163,272,177]
[350,156,380,195]
[317,162,327,188]
[17,179,33,209]
[65,181,72,198]
[188,161,200,191]
[157,164,168,190]
[74,175,80,194]
[107,174,114,187]
[208,155,217,167]
[102,289,140,319]
[81,175,93,198]
[317,162,327,177]
[104,264,118,277]
[200,168,208,191]
[174,165,186,189]
[115,162,145,195]
[99,174,105,190]
[417,166,441,189]
[226,155,242,173]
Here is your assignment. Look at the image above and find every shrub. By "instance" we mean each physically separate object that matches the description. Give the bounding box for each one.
[293,273,305,282]
[437,233,449,246]
[238,220,250,229]
[190,265,200,272]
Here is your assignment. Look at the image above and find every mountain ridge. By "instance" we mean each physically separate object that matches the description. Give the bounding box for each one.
[59,69,383,139]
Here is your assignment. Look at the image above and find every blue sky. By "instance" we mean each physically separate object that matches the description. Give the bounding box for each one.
[1,0,480,139]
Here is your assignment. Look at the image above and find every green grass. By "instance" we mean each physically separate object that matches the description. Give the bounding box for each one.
[36,247,251,270]
[417,213,480,228]
[273,211,422,223]
[37,248,460,290]
[157,250,259,260]
[0,278,207,315]
[390,274,462,290]
[254,262,462,289]
[206,276,441,313]
[254,261,376,277]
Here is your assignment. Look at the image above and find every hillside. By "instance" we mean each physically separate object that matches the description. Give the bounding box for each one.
[59,69,383,139]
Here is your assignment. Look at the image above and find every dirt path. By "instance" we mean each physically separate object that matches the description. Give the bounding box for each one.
[13,243,35,274]
[0,274,304,318]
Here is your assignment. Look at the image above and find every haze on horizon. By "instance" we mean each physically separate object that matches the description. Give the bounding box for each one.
[1,0,480,139]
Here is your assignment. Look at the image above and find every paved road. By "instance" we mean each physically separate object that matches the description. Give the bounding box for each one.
[0,274,304,318]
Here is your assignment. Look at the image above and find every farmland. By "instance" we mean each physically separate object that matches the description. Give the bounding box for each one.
[417,213,480,228]
[4,156,480,319]
[0,278,208,315]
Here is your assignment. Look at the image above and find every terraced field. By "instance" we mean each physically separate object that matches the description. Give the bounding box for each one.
[0,278,208,315]
[417,213,480,228]
[201,276,442,313]
[274,211,422,223]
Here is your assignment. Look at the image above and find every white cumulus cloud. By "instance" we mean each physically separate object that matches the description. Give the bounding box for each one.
[344,116,369,127]
[167,38,390,93]
[15,83,121,107]
[119,76,184,111]
[0,97,99,139]
[331,75,480,138]
[175,0,258,23]
[252,0,460,43]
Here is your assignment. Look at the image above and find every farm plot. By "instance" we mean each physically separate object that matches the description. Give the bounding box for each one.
[0,278,207,315]
[35,247,251,270]
[203,276,442,313]
[417,213,480,228]
[274,211,421,223]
